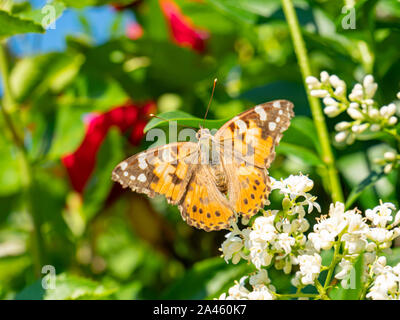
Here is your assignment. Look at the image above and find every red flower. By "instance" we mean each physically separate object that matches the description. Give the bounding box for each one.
[126,22,144,40]
[159,0,208,53]
[62,101,156,193]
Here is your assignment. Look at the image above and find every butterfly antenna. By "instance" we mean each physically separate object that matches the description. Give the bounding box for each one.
[149,114,195,129]
[202,78,217,128]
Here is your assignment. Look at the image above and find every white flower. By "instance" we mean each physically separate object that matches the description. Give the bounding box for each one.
[221,230,247,264]
[247,285,275,300]
[249,216,277,243]
[342,233,367,254]
[249,243,273,270]
[367,228,394,244]
[295,253,322,285]
[224,277,250,300]
[366,261,400,300]
[308,229,335,251]
[335,258,353,281]
[249,269,270,286]
[365,202,396,227]
[272,174,314,199]
[273,233,295,255]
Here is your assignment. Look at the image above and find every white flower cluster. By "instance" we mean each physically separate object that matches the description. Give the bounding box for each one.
[218,269,276,300]
[366,257,400,300]
[218,174,400,300]
[306,72,399,145]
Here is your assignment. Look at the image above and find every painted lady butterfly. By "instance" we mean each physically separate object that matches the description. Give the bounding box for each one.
[112,100,294,231]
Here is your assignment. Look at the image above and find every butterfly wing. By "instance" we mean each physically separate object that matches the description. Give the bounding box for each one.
[178,165,236,231]
[216,100,294,218]
[112,142,199,204]
[215,99,294,169]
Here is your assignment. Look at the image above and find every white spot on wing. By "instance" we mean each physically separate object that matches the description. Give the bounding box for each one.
[276,117,280,123]
[123,171,129,177]
[120,161,128,170]
[269,122,277,131]
[138,154,148,169]
[130,175,136,181]
[273,101,281,108]
[279,110,283,115]
[255,105,267,121]
[138,173,147,182]
[236,119,247,133]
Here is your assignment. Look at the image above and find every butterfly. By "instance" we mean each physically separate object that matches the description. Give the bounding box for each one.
[112,100,294,231]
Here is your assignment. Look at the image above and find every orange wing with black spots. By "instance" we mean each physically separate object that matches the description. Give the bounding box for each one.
[216,100,294,220]
[224,163,271,219]
[178,165,235,231]
[112,142,198,204]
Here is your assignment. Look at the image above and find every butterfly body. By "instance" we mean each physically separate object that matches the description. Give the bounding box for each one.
[112,100,294,231]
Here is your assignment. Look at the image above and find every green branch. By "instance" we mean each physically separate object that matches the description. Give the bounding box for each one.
[281,0,344,203]
[0,41,45,277]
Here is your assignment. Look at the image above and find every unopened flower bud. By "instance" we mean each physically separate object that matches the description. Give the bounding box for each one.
[384,151,396,161]
[311,89,329,98]
[368,108,379,118]
[306,76,320,89]
[347,107,364,120]
[329,75,341,88]
[370,124,381,132]
[335,131,348,143]
[320,71,329,83]
[335,121,351,131]
[384,163,393,174]
[388,116,398,125]
[324,105,341,117]
[323,97,338,106]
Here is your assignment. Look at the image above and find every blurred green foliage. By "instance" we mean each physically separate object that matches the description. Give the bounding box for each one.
[0,0,400,300]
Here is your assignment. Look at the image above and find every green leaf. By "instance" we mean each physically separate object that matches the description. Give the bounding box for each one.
[345,170,385,209]
[383,247,400,267]
[43,273,115,300]
[0,132,23,195]
[10,52,85,102]
[329,254,364,300]
[161,257,253,299]
[82,128,124,220]
[276,142,324,166]
[47,103,90,159]
[0,10,44,38]
[14,279,45,300]
[144,110,228,133]
[15,0,65,28]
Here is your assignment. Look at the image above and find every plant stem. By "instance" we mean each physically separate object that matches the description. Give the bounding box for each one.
[281,0,344,203]
[314,279,330,300]
[0,41,45,277]
[324,241,341,292]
